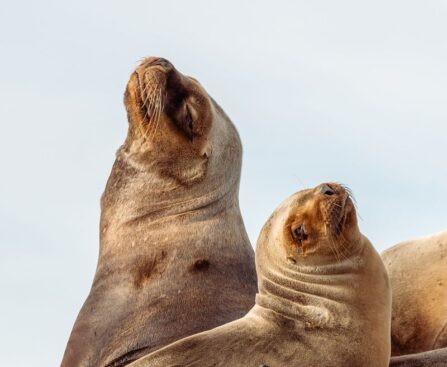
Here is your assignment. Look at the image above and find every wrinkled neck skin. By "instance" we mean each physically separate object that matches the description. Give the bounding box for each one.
[99,115,242,260]
[255,231,369,330]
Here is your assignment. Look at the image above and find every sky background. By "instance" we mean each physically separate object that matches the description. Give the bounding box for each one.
[1,1,446,365]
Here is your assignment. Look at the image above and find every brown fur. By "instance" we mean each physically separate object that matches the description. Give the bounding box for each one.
[132,250,168,289]
[61,57,257,367]
[382,230,447,357]
[129,183,391,367]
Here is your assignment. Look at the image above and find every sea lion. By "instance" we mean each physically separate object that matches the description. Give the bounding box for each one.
[382,230,447,357]
[389,348,447,367]
[61,57,257,367]
[129,183,392,367]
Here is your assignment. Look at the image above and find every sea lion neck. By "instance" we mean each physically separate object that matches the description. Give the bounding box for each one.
[98,148,241,258]
[255,237,367,329]
[103,143,239,216]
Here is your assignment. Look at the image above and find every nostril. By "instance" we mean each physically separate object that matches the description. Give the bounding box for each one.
[147,57,172,69]
[321,184,335,196]
[157,58,172,68]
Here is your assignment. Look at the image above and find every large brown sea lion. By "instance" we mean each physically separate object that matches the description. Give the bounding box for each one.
[382,230,447,357]
[129,183,392,367]
[61,57,257,367]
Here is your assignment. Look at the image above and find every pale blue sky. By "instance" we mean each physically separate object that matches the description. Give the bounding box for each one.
[1,1,446,365]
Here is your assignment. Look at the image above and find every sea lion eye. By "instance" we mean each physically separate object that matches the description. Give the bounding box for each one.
[291,224,307,241]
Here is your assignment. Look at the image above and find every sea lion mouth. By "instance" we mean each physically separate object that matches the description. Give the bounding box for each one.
[144,57,174,70]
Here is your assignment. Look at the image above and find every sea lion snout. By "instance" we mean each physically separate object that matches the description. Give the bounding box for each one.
[133,56,213,144]
[144,56,173,69]
[319,183,354,232]
[318,183,354,229]
[140,56,175,76]
[140,56,182,87]
[318,182,348,199]
[320,183,336,196]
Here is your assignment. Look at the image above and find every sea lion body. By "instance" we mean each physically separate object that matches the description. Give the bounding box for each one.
[130,183,391,367]
[61,57,257,366]
[382,230,447,356]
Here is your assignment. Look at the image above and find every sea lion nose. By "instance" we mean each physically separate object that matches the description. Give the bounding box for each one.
[146,57,173,69]
[320,183,336,196]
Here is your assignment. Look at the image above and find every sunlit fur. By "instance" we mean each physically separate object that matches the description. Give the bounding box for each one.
[383,230,447,359]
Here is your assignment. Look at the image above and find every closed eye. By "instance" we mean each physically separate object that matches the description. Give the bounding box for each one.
[185,104,194,140]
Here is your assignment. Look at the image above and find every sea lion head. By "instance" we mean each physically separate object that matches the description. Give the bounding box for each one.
[259,183,361,267]
[122,56,241,187]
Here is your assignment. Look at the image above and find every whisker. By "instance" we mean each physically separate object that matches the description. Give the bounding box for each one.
[337,182,357,204]
[150,89,163,141]
[325,224,342,263]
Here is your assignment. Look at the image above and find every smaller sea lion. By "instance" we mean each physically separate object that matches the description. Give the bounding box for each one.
[382,230,447,356]
[129,183,391,367]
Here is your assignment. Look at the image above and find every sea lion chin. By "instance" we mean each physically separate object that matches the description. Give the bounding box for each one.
[61,56,257,367]
[129,183,392,367]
